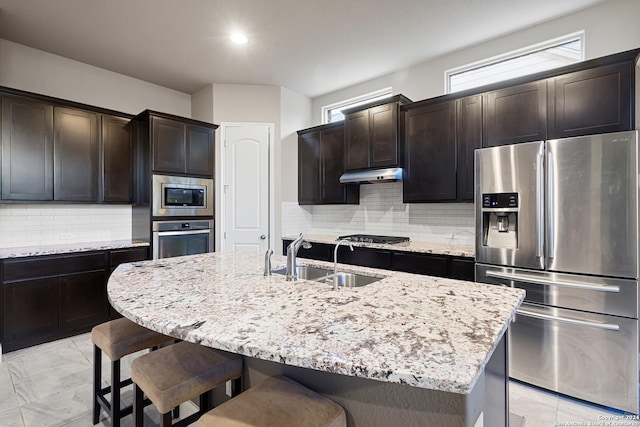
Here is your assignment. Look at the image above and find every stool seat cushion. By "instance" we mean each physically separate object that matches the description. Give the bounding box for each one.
[92,318,172,361]
[197,375,347,427]
[131,341,242,414]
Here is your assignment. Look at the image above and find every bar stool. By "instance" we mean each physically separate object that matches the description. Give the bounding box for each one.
[92,318,173,427]
[131,341,243,427]
[197,375,347,427]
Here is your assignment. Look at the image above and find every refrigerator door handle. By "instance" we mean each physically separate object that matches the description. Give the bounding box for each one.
[517,308,620,331]
[547,151,555,259]
[485,270,621,293]
[536,151,544,258]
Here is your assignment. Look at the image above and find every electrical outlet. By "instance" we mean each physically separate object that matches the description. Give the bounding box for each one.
[60,232,74,240]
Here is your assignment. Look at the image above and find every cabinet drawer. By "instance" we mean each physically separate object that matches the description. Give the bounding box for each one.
[3,252,106,282]
[110,247,149,267]
[392,252,448,277]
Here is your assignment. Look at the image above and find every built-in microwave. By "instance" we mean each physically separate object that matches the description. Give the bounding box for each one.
[152,175,213,217]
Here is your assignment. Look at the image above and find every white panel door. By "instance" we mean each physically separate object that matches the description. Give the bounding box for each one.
[223,124,270,253]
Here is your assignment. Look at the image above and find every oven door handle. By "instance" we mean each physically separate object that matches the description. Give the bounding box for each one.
[485,270,620,293]
[157,229,212,237]
[516,308,620,331]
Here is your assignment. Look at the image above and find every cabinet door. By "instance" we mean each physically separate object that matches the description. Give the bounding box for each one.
[548,62,633,139]
[344,110,370,170]
[338,246,392,269]
[3,277,59,346]
[450,258,475,281]
[298,131,321,204]
[152,116,186,174]
[321,125,348,203]
[54,107,99,201]
[102,115,133,202]
[403,101,457,202]
[370,103,398,167]
[59,270,108,332]
[456,95,483,202]
[186,124,214,176]
[392,252,449,277]
[484,80,547,147]
[1,96,54,200]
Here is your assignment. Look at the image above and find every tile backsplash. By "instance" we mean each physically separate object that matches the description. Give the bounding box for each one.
[282,182,475,245]
[0,204,132,248]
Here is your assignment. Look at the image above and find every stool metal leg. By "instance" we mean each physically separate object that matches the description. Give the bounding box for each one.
[111,359,121,427]
[134,383,144,427]
[231,377,242,397]
[161,411,172,427]
[92,345,101,424]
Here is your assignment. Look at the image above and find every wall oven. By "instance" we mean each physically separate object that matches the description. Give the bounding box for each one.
[152,220,214,259]
[152,175,213,217]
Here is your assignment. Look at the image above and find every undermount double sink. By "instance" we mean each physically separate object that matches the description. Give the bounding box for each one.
[271,265,381,287]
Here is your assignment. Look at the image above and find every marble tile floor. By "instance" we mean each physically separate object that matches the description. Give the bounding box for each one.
[0,332,638,427]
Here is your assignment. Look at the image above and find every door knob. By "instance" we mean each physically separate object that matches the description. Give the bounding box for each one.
[260,234,266,240]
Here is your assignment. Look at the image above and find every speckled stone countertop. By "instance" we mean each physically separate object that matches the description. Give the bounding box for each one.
[108,251,523,395]
[0,240,149,259]
[283,234,475,258]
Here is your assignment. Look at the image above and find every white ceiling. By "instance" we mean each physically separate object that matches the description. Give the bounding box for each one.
[0,0,606,98]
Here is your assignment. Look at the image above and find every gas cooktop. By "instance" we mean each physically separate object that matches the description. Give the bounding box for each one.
[338,234,410,244]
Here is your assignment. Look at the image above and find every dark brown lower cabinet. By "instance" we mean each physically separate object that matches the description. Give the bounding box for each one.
[3,277,59,350]
[1,246,149,353]
[392,252,449,277]
[59,270,108,332]
[283,240,475,282]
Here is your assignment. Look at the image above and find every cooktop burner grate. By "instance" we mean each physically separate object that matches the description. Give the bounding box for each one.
[338,234,410,244]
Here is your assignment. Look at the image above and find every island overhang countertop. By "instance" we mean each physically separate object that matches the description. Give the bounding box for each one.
[108,251,524,395]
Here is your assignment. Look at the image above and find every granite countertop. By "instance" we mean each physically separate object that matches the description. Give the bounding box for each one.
[0,240,150,259]
[108,251,523,395]
[283,234,475,258]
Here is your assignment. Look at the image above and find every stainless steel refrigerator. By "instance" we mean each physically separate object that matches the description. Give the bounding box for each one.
[475,130,639,414]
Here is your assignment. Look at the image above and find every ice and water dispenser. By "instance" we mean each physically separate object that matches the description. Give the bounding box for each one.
[481,192,519,249]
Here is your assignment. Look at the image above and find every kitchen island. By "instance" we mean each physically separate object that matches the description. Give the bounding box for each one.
[108,251,524,427]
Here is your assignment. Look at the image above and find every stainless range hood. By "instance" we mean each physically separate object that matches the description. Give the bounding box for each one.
[339,167,403,184]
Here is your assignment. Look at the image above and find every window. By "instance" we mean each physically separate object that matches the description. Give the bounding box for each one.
[446,32,584,94]
[321,87,393,124]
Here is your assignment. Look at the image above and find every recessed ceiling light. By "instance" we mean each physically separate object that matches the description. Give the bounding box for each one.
[230,33,248,45]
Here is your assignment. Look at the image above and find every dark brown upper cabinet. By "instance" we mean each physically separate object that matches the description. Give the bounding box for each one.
[298,129,321,204]
[53,107,99,201]
[484,80,547,147]
[456,95,483,202]
[102,115,133,203]
[548,61,633,139]
[298,123,358,205]
[344,95,411,171]
[186,124,215,176]
[403,100,457,202]
[1,95,54,201]
[150,114,215,177]
[152,116,186,174]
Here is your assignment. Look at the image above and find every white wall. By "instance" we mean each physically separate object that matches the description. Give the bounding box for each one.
[0,204,132,248]
[0,38,191,116]
[311,0,640,124]
[280,87,312,203]
[282,183,475,246]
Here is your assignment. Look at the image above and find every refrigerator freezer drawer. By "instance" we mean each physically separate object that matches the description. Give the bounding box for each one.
[510,303,639,414]
[476,264,638,318]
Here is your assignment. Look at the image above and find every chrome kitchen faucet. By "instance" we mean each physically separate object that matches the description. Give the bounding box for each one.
[285,233,311,281]
[333,239,354,290]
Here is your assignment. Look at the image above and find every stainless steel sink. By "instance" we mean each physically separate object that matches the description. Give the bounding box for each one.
[272,265,381,287]
[317,272,381,287]
[271,265,332,281]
